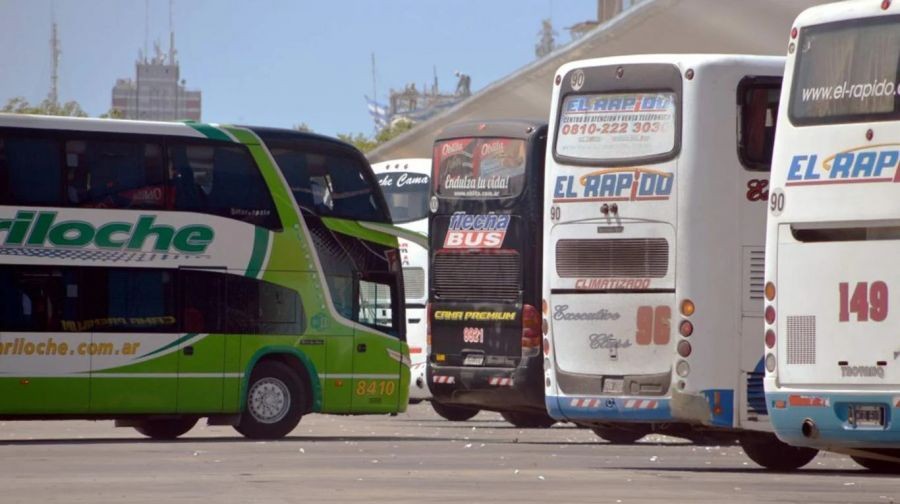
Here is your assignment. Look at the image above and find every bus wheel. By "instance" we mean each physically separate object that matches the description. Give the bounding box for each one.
[851,455,900,474]
[134,417,198,440]
[741,433,818,470]
[501,411,556,428]
[430,400,479,421]
[592,425,650,444]
[234,361,305,439]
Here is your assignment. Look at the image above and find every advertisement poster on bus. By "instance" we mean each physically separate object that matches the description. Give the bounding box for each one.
[434,137,526,198]
[556,92,677,161]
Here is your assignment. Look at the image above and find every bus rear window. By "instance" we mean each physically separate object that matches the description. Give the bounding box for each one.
[376,172,430,223]
[790,15,900,124]
[555,92,677,162]
[433,138,526,198]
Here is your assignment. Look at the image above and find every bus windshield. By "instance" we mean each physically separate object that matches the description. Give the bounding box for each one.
[433,137,527,199]
[263,140,389,223]
[376,172,430,223]
[555,92,677,161]
[790,15,900,124]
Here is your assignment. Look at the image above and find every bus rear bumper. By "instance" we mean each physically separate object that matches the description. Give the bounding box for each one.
[428,360,544,414]
[546,394,674,422]
[768,391,900,449]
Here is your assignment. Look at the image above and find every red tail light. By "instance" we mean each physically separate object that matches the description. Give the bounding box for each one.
[522,304,541,354]
[765,305,776,325]
[765,329,776,349]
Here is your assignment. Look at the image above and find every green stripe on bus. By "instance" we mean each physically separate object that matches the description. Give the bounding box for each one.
[185,122,233,142]
[246,227,269,278]
[132,333,198,361]
[321,217,398,248]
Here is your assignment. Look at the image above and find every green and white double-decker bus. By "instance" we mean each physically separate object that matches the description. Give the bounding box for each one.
[0,114,410,439]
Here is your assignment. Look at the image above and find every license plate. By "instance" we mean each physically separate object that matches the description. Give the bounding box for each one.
[602,378,624,394]
[463,354,484,366]
[851,405,885,427]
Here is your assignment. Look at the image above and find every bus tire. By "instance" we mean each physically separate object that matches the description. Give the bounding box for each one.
[851,455,900,474]
[500,411,556,428]
[134,417,199,440]
[234,361,305,439]
[740,433,818,470]
[592,425,650,444]
[430,400,479,421]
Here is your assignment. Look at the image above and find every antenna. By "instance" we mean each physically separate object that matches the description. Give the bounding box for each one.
[49,7,61,106]
[168,0,176,64]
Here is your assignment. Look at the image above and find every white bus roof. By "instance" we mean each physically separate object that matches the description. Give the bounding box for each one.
[0,113,213,139]
[554,54,785,77]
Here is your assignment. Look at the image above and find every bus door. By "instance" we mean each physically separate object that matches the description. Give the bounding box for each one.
[176,268,228,414]
[353,271,404,413]
[736,76,781,415]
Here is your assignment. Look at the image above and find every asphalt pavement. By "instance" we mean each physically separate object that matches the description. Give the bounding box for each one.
[0,403,896,504]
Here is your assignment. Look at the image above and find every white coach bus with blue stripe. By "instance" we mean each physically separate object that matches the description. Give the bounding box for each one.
[541,54,818,470]
[765,0,900,473]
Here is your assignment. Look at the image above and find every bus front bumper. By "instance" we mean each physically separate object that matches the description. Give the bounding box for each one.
[768,391,900,449]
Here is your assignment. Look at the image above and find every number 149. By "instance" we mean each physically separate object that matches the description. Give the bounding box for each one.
[839,281,888,322]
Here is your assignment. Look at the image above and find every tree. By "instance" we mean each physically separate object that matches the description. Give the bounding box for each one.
[338,119,415,153]
[293,122,313,133]
[2,96,87,117]
[337,132,378,153]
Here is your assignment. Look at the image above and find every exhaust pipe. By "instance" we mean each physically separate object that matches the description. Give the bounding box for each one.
[801,418,819,439]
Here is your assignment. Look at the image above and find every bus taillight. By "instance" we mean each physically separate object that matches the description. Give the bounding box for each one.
[765,329,776,349]
[522,304,542,356]
[765,305,776,325]
[765,282,775,301]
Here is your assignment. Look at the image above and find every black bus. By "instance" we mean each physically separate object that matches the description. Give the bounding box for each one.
[426,119,551,427]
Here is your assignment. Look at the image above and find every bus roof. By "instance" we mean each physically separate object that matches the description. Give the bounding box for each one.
[793,0,885,28]
[554,53,785,78]
[0,113,219,139]
[435,118,547,143]
[0,114,366,156]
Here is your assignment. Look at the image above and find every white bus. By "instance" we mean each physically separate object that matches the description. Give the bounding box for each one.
[371,159,432,402]
[765,0,900,473]
[542,54,817,469]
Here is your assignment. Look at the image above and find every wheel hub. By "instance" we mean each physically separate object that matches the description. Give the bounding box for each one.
[248,377,291,424]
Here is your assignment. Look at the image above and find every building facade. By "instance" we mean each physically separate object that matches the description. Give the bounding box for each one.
[111,39,201,121]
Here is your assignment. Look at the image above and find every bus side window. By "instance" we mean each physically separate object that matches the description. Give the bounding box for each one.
[0,135,63,206]
[92,269,177,332]
[738,77,782,171]
[64,139,165,209]
[0,267,65,332]
[170,143,282,231]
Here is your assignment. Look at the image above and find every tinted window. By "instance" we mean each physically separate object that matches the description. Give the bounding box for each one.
[269,145,386,222]
[185,270,304,335]
[433,138,527,198]
[376,172,430,223]
[0,266,303,335]
[739,78,781,171]
[65,139,165,209]
[169,143,281,229]
[0,135,62,206]
[790,15,900,124]
[96,270,176,332]
[0,268,71,331]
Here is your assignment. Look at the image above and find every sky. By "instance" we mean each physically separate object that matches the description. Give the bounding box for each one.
[0,0,598,137]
